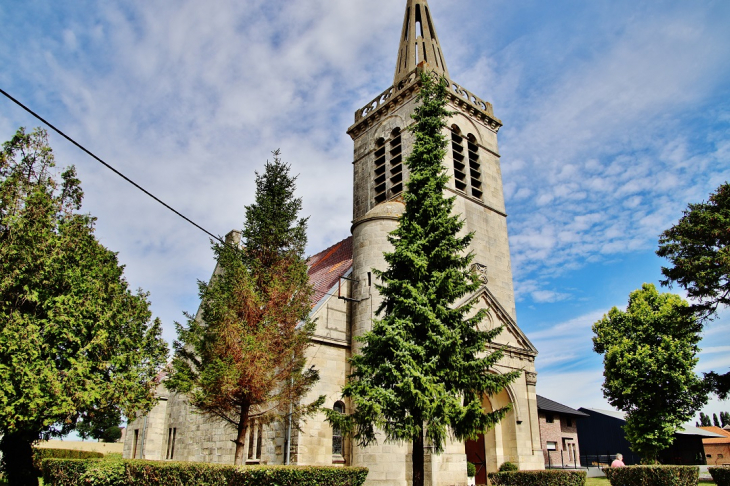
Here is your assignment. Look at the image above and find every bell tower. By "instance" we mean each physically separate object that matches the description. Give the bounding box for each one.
[346,1,544,484]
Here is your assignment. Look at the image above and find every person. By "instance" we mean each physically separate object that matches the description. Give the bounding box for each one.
[611,453,625,467]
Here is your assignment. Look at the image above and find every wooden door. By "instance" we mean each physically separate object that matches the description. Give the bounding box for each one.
[466,434,487,485]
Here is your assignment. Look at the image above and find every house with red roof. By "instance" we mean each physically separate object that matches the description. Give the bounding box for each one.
[700,426,730,466]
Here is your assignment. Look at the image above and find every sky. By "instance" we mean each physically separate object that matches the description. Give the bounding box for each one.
[1,0,730,429]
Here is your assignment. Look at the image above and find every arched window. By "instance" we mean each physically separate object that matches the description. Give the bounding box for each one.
[332,401,345,457]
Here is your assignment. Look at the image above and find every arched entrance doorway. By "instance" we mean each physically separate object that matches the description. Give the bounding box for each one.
[465,389,518,483]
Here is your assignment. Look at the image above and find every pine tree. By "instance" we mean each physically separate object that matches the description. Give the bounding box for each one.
[722,411,730,427]
[327,72,519,486]
[167,151,324,465]
[714,413,721,427]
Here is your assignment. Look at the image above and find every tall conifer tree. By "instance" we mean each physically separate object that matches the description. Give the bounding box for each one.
[328,72,518,486]
[168,151,323,465]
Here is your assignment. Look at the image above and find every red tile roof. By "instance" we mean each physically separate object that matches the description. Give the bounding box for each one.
[700,426,730,444]
[307,236,353,306]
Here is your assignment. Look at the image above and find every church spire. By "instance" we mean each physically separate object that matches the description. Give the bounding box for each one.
[394,0,450,87]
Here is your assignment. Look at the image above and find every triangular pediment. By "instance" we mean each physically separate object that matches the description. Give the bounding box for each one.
[454,285,538,356]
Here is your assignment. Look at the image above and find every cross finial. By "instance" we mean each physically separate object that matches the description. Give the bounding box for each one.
[394,0,450,86]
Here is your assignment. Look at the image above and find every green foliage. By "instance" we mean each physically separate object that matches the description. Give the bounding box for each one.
[499,462,519,472]
[657,182,730,320]
[76,411,122,443]
[592,284,707,463]
[700,412,712,427]
[34,449,104,471]
[487,470,586,486]
[657,183,730,399]
[42,459,369,486]
[467,462,476,477]
[709,466,730,486]
[167,150,322,464]
[326,70,518,486]
[602,465,698,486]
[0,127,168,485]
[715,413,722,427]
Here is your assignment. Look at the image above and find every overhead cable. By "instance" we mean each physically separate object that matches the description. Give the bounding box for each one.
[0,87,223,244]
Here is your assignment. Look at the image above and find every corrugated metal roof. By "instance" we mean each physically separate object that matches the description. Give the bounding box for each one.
[536,395,589,417]
[580,408,726,438]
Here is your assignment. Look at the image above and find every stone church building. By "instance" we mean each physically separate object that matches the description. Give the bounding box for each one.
[124,1,545,484]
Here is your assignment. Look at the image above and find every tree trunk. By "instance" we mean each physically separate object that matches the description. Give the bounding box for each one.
[233,403,251,466]
[412,426,424,486]
[0,430,38,486]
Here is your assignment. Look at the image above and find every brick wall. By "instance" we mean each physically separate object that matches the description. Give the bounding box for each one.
[538,412,581,468]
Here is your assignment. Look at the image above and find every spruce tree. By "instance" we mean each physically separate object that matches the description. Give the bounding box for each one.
[327,72,519,486]
[168,151,323,465]
[714,413,721,427]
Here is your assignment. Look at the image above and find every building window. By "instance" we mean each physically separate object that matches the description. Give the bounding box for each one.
[246,420,263,463]
[374,138,387,204]
[166,428,177,460]
[332,401,345,459]
[467,134,483,200]
[720,454,725,459]
[451,127,483,200]
[373,128,404,207]
[451,128,467,192]
[566,418,573,427]
[546,441,557,451]
[389,128,404,198]
[132,429,139,459]
[545,414,554,424]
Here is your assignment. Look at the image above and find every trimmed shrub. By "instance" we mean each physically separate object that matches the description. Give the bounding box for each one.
[602,465,698,486]
[709,467,730,486]
[467,462,476,477]
[33,448,105,476]
[42,459,369,486]
[499,462,519,472]
[488,470,586,486]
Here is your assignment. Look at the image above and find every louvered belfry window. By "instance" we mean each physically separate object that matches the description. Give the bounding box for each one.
[373,128,404,206]
[451,127,483,200]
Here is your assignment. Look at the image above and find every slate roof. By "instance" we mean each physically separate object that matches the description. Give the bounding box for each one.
[307,236,353,306]
[536,395,589,417]
[699,426,730,444]
[580,408,726,438]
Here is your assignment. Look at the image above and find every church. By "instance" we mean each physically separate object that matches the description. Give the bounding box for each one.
[123,1,545,484]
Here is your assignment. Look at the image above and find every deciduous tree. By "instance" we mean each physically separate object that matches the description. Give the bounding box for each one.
[167,152,323,465]
[593,283,707,464]
[0,128,168,486]
[326,72,518,486]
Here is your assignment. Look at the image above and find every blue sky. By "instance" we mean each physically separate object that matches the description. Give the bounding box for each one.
[1,0,729,427]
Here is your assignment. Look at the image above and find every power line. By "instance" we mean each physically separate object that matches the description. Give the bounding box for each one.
[0,87,224,244]
[0,87,352,297]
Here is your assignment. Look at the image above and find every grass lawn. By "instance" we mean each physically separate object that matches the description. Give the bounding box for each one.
[586,477,716,485]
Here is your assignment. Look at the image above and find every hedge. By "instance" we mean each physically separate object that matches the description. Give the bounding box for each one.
[33,449,105,476]
[602,465,699,486]
[42,459,369,486]
[487,470,586,486]
[709,467,730,486]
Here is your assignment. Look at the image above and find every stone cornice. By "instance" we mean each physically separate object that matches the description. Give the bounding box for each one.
[311,335,350,349]
[348,66,502,140]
